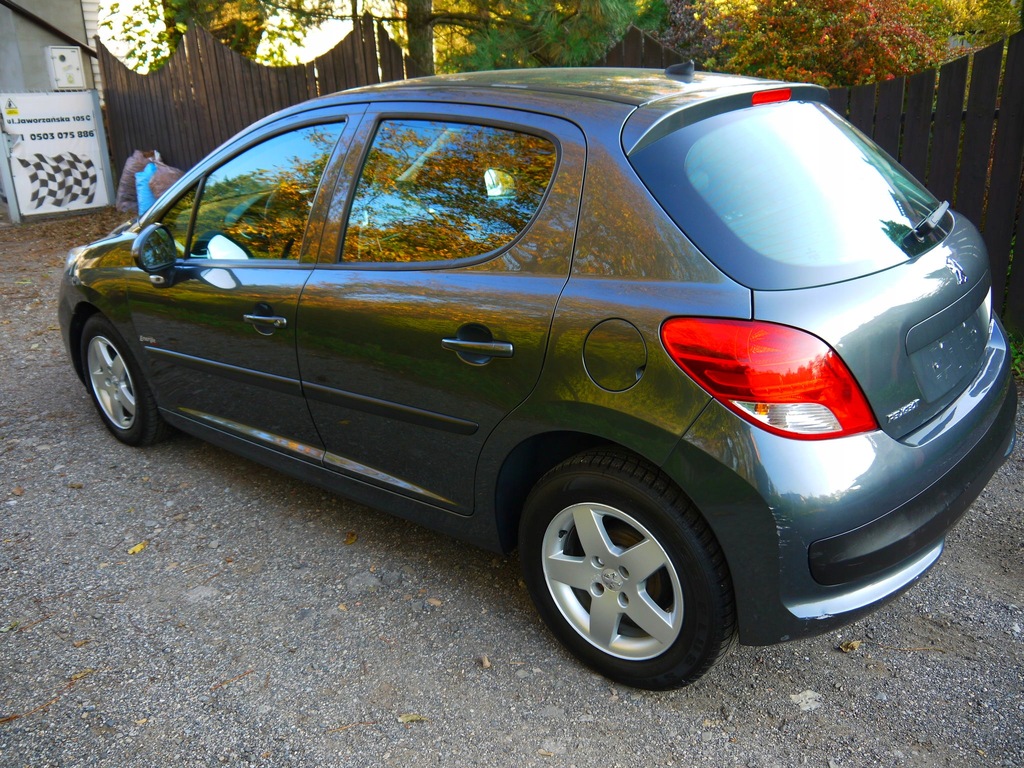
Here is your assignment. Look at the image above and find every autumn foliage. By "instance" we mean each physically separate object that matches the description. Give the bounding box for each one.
[667,0,949,86]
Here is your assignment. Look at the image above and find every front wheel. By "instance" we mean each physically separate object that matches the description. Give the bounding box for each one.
[80,315,168,446]
[519,450,736,689]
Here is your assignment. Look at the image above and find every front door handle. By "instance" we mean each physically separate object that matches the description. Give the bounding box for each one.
[441,338,514,358]
[243,314,288,330]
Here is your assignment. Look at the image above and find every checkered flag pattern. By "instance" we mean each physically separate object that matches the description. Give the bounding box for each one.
[16,152,97,209]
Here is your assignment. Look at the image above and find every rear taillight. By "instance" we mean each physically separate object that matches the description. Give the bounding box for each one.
[661,318,878,439]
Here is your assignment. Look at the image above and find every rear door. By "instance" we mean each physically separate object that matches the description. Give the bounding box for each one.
[296,104,586,512]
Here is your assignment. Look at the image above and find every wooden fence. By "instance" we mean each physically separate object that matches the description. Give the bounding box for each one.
[98,24,1024,332]
[828,32,1024,332]
[97,15,404,176]
[592,25,687,68]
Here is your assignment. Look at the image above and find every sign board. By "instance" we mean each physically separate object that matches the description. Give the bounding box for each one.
[0,91,113,223]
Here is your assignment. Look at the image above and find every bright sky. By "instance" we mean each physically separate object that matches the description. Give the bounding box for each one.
[97,0,360,70]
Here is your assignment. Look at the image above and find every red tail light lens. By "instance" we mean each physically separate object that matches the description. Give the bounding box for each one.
[661,318,878,439]
[752,88,792,105]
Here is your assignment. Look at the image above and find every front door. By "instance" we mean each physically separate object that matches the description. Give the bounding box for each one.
[128,119,350,459]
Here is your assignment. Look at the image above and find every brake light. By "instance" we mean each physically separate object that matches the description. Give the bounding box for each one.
[752,88,791,106]
[661,318,877,439]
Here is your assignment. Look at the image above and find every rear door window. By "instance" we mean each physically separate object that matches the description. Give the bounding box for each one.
[629,101,946,290]
[341,119,556,264]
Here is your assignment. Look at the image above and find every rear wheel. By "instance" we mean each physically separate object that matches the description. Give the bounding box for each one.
[519,449,735,689]
[81,315,168,446]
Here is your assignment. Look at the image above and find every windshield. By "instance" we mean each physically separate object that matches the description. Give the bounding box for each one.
[629,101,946,290]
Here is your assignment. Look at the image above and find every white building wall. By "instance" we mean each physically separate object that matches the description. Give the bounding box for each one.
[81,0,102,94]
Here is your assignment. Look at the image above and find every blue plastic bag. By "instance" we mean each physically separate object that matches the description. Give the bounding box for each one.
[135,161,158,215]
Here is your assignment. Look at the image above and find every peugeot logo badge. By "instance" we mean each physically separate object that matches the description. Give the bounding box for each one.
[946,257,968,285]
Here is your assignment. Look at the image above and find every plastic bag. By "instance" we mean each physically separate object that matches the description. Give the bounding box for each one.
[149,160,184,200]
[135,161,158,215]
[115,149,155,213]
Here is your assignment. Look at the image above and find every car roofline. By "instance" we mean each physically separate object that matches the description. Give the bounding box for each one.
[310,67,805,109]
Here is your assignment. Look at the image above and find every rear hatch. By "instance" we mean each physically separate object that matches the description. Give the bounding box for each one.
[628,97,992,439]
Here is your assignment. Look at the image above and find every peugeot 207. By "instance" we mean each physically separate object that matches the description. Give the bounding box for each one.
[59,68,1017,689]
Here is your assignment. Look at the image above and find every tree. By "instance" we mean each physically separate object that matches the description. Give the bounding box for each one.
[664,0,948,86]
[101,0,337,70]
[103,0,666,75]
[931,0,1022,48]
[383,0,662,75]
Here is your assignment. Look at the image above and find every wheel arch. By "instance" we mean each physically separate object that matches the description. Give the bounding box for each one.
[491,429,725,556]
[492,430,610,552]
[66,302,102,383]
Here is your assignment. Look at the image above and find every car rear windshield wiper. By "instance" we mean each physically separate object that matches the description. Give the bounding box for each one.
[904,200,950,246]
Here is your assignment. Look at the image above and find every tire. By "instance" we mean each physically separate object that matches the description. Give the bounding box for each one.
[519,449,736,689]
[80,315,168,446]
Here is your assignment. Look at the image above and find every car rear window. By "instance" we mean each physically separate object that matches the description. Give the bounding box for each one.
[629,101,946,290]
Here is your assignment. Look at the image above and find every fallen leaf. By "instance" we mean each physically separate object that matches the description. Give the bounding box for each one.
[0,621,19,633]
[135,718,149,725]
[344,531,358,545]
[537,750,555,757]
[127,541,148,555]
[426,598,442,607]
[397,713,428,724]
[68,482,84,489]
[73,639,92,648]
[71,669,95,681]
[790,690,823,712]
[839,640,863,653]
[12,487,24,496]
[337,603,348,612]
[476,654,492,669]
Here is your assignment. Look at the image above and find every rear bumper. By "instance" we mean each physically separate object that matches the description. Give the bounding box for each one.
[808,380,1016,586]
[664,319,1017,645]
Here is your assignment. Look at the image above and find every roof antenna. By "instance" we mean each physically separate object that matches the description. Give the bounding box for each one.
[665,60,695,83]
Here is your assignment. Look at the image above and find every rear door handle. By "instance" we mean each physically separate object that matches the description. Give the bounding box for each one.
[441,338,514,358]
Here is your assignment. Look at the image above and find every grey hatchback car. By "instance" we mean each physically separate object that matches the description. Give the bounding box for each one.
[59,68,1017,689]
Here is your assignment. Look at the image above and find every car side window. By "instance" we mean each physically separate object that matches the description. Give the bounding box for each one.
[187,124,344,261]
[342,120,556,264]
[162,187,196,255]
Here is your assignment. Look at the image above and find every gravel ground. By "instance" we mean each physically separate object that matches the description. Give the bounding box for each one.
[1,207,1023,768]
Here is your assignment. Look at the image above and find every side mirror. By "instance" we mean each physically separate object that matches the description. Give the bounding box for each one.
[132,224,178,275]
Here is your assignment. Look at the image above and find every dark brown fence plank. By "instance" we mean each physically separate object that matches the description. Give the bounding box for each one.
[828,87,849,118]
[985,32,1024,319]
[622,27,643,68]
[378,22,404,82]
[1005,205,1024,333]
[601,38,624,67]
[956,40,1003,226]
[98,43,129,177]
[902,69,935,181]
[874,77,905,158]
[930,55,969,204]
[849,84,876,135]
[360,14,381,85]
[189,29,222,163]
